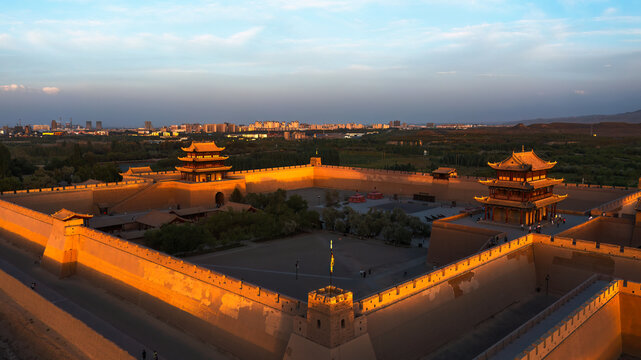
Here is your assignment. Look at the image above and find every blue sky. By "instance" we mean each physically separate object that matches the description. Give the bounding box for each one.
[1,0,640,126]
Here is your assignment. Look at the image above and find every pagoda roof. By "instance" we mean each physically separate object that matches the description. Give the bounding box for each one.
[181,141,225,153]
[51,208,94,221]
[178,155,229,162]
[175,165,232,173]
[488,150,556,171]
[479,178,564,190]
[474,194,567,209]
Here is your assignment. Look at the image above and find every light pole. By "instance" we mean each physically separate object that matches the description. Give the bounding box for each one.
[545,274,550,296]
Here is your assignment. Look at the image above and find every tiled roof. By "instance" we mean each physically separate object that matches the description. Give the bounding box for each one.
[488,150,556,171]
[181,141,225,152]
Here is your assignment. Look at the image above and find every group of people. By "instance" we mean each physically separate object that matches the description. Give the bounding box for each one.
[141,349,158,360]
[359,269,372,278]
[521,216,566,234]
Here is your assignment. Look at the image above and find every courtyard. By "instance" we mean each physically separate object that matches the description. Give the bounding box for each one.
[186,231,430,300]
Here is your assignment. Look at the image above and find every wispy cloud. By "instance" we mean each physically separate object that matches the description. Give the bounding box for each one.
[574,89,586,95]
[0,84,59,95]
[0,84,25,92]
[42,86,60,95]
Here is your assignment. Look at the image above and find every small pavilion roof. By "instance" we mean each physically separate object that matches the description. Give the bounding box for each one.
[181,141,225,153]
[488,150,556,171]
[123,166,153,175]
[136,211,189,228]
[432,167,457,175]
[51,208,94,221]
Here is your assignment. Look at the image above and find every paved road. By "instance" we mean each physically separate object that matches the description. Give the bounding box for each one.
[0,238,232,360]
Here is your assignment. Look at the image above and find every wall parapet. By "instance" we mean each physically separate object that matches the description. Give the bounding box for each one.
[532,233,641,260]
[355,235,534,314]
[77,226,304,315]
[229,164,312,175]
[0,179,151,197]
[515,279,620,360]
[589,189,641,215]
[475,274,606,360]
[0,198,54,225]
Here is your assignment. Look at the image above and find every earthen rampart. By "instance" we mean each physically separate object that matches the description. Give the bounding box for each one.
[241,165,314,193]
[590,189,641,216]
[0,197,304,358]
[0,179,150,196]
[362,235,537,359]
[427,213,505,266]
[515,280,621,360]
[357,235,534,314]
[0,268,134,359]
[475,274,606,359]
[0,198,53,248]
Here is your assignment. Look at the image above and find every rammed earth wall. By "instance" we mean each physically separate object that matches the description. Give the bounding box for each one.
[0,198,304,359]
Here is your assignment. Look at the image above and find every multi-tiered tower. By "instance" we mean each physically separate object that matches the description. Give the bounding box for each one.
[475,150,567,225]
[176,141,231,182]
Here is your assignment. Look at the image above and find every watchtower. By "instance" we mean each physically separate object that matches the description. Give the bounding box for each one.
[306,286,355,347]
[310,157,322,166]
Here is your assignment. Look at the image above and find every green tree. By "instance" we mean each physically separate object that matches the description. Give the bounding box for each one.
[230,187,244,202]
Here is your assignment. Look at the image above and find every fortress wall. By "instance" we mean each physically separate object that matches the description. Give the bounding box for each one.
[313,165,484,203]
[0,268,134,360]
[523,280,621,360]
[619,282,641,357]
[427,219,504,266]
[2,181,151,215]
[558,185,637,213]
[557,217,635,246]
[0,199,53,249]
[72,226,303,359]
[531,234,641,295]
[362,242,537,360]
[589,189,641,216]
[5,189,95,214]
[172,179,246,208]
[241,165,315,193]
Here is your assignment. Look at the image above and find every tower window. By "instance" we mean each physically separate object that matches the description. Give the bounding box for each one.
[317,320,321,328]
[341,319,345,328]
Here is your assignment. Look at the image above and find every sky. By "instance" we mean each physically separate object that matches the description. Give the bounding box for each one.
[1,0,641,127]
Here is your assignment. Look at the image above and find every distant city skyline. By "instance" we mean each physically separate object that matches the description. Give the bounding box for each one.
[1,0,641,126]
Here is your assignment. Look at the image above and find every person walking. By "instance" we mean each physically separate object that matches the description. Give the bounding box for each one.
[141,349,146,360]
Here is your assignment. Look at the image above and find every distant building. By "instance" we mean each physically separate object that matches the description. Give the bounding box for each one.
[144,121,152,131]
[32,124,51,131]
[95,121,103,130]
[51,120,58,130]
[85,121,92,130]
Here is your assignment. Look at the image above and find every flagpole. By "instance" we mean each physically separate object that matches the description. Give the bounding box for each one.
[329,239,333,296]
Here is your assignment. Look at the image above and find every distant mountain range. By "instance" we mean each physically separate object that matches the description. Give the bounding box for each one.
[504,109,641,125]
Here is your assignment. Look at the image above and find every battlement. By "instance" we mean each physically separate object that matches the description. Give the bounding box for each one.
[0,179,151,197]
[357,235,534,314]
[308,286,353,313]
[517,280,620,359]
